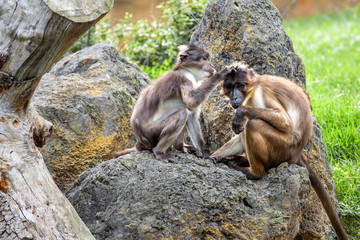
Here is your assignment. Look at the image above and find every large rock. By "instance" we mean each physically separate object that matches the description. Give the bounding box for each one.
[33,43,149,191]
[190,0,339,238]
[190,1,305,83]
[66,152,319,240]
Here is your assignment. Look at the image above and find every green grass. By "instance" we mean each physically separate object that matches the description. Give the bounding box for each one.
[283,6,360,238]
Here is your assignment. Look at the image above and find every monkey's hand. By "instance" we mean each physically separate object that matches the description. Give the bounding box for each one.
[213,66,236,82]
[232,106,245,134]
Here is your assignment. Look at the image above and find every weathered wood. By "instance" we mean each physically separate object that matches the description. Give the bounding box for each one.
[0,0,112,239]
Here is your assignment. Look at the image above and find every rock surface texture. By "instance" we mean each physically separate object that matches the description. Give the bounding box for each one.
[67,152,314,240]
[33,43,149,191]
[190,0,339,238]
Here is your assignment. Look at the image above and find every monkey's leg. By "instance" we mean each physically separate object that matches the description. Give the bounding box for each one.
[241,119,291,179]
[174,127,186,152]
[153,109,188,163]
[186,112,206,158]
[211,134,245,158]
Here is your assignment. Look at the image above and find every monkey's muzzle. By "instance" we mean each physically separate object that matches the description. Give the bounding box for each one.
[230,88,243,109]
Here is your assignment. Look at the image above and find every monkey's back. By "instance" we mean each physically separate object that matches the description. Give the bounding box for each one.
[261,75,313,146]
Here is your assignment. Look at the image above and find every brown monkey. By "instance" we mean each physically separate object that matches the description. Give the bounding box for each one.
[114,45,234,162]
[211,63,347,240]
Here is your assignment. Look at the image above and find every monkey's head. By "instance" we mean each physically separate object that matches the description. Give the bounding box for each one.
[177,45,215,80]
[221,63,255,109]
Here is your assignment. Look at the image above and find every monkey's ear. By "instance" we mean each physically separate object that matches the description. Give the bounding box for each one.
[179,53,189,62]
[220,80,226,95]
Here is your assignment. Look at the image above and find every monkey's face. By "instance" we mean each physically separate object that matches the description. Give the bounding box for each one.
[178,46,215,79]
[199,56,215,78]
[221,69,248,109]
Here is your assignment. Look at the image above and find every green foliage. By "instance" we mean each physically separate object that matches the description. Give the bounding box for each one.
[283,5,360,238]
[67,0,208,79]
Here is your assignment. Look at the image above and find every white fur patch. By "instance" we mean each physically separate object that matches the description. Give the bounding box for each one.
[243,86,265,108]
[287,104,299,126]
[178,45,189,53]
[182,69,207,88]
[251,86,266,108]
[183,71,198,87]
[189,67,210,81]
[231,61,249,70]
[153,97,186,122]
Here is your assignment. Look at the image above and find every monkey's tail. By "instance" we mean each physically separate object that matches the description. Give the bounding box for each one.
[113,147,137,158]
[297,153,348,240]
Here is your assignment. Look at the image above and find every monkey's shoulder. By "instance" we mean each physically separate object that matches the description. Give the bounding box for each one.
[260,76,308,100]
[153,70,189,87]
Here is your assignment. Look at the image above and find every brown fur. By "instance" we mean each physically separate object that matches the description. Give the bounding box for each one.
[212,64,347,239]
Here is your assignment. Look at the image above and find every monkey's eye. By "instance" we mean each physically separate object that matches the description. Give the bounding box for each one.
[223,83,233,90]
[236,83,247,91]
[202,56,207,61]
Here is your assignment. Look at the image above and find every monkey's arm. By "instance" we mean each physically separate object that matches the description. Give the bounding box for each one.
[233,106,293,134]
[181,67,234,111]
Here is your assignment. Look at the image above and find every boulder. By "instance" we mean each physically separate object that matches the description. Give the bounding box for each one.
[66,152,316,240]
[33,43,150,191]
[190,0,338,238]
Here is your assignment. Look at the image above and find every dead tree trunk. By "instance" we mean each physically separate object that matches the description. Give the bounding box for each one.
[0,0,112,239]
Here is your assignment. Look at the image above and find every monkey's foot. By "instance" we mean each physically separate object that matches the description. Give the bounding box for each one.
[228,155,249,167]
[184,145,207,158]
[195,149,208,159]
[184,145,197,153]
[209,155,228,164]
[211,155,249,167]
[208,156,223,164]
[154,152,179,163]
